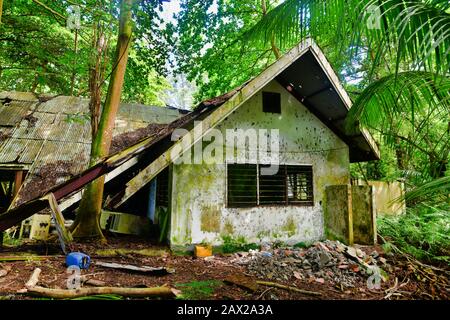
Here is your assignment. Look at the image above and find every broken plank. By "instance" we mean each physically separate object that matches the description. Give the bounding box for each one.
[17,267,42,293]
[25,268,41,288]
[95,262,174,275]
[46,193,73,253]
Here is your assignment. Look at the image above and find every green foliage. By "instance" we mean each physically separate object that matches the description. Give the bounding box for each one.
[378,204,450,265]
[2,230,22,246]
[173,0,284,102]
[221,235,259,253]
[0,0,171,104]
[243,0,450,77]
[175,280,223,300]
[404,176,450,204]
[293,242,308,248]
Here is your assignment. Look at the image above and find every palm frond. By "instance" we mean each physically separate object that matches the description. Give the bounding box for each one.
[346,71,450,131]
[243,0,450,76]
[360,0,450,76]
[242,0,353,52]
[404,176,450,202]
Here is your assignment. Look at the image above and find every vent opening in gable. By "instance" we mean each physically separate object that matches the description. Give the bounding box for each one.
[262,92,281,114]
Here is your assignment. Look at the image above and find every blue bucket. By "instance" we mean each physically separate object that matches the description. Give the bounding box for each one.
[66,252,90,269]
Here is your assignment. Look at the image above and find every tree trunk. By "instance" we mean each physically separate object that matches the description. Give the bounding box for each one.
[0,0,3,24]
[71,0,134,239]
[27,285,176,299]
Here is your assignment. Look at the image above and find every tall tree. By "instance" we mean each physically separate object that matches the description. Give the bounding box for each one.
[0,0,3,24]
[173,0,286,102]
[70,0,134,239]
[70,0,170,239]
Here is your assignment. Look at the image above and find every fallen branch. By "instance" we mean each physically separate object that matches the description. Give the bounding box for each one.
[17,267,41,293]
[27,285,177,299]
[26,268,41,288]
[256,287,273,300]
[0,256,50,262]
[0,265,11,277]
[83,279,107,287]
[95,262,174,275]
[256,281,321,296]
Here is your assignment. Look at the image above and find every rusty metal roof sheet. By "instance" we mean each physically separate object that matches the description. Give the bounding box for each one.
[0,92,38,101]
[0,100,36,126]
[0,91,188,204]
[0,138,44,163]
[38,95,87,114]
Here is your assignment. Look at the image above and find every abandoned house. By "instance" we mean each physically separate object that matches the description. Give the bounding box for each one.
[0,39,380,250]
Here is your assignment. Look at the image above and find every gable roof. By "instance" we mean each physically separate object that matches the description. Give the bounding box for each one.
[0,39,380,231]
[197,40,380,162]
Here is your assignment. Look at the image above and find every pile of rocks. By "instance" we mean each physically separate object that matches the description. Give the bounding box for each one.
[231,240,387,288]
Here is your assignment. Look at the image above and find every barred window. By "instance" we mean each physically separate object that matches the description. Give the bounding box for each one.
[286,165,314,205]
[156,167,169,207]
[227,164,313,207]
[227,164,257,207]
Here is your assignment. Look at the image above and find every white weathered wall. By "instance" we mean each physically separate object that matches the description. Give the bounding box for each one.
[170,80,350,248]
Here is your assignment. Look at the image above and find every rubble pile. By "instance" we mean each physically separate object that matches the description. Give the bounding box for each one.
[231,240,387,288]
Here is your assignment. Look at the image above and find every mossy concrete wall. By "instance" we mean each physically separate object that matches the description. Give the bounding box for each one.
[324,185,354,245]
[170,80,350,247]
[352,185,376,245]
[354,179,405,216]
[324,185,376,245]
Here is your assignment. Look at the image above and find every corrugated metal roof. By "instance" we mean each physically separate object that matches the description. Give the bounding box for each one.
[0,92,38,101]
[12,112,57,140]
[38,95,87,114]
[0,100,36,126]
[117,103,183,123]
[0,138,44,163]
[33,140,91,174]
[0,91,188,203]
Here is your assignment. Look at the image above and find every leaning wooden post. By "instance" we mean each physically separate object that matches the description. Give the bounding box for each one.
[47,193,73,254]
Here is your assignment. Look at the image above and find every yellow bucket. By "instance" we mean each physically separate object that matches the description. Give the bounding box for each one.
[194,245,213,258]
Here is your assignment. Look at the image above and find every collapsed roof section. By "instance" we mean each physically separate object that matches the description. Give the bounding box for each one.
[0,38,380,232]
[0,92,188,205]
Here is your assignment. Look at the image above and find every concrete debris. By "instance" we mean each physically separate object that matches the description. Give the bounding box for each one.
[231,240,387,288]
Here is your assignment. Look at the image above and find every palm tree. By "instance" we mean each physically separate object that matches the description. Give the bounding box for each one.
[244,0,450,199]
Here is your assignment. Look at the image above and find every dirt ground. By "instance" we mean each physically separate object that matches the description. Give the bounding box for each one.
[0,236,448,300]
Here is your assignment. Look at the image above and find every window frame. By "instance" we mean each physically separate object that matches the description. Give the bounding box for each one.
[262,91,281,114]
[226,163,314,208]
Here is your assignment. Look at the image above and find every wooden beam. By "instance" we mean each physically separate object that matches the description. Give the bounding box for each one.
[13,171,23,197]
[46,193,72,253]
[0,198,49,231]
[58,155,141,211]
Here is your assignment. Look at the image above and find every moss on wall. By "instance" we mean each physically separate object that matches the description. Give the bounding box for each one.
[223,219,234,235]
[281,216,297,237]
[200,205,221,233]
